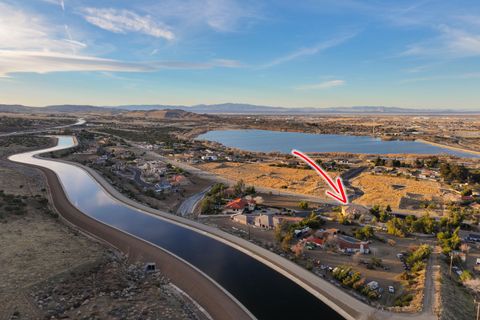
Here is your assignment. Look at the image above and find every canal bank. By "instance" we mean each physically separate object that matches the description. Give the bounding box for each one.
[9,145,252,320]
[7,136,375,319]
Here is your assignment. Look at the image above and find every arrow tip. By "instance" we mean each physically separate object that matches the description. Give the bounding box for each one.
[325,177,349,204]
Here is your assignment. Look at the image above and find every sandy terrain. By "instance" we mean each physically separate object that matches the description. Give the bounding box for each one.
[198,162,336,198]
[351,173,444,209]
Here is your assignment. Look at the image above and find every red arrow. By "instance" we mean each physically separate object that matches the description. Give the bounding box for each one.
[291,149,348,204]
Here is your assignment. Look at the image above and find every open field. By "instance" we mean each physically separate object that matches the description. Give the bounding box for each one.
[197,161,336,199]
[350,173,450,211]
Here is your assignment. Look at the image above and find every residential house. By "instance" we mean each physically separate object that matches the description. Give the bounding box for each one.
[254,214,274,229]
[341,204,369,220]
[154,181,172,192]
[170,175,190,186]
[232,214,251,225]
[337,235,370,254]
[306,236,326,248]
[223,198,256,214]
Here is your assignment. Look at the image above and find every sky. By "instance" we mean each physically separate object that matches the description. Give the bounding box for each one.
[1,0,480,109]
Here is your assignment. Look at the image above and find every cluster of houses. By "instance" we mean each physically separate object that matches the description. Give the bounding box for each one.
[302,231,371,254]
[226,197,371,255]
[94,147,190,194]
[176,148,241,164]
[226,197,304,229]
[371,166,441,181]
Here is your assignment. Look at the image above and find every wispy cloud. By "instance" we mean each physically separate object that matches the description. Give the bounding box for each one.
[295,79,345,90]
[80,8,175,40]
[261,33,356,68]
[0,3,239,76]
[0,51,241,77]
[145,0,261,33]
[402,25,480,59]
[400,72,480,84]
[41,0,65,11]
[0,3,82,52]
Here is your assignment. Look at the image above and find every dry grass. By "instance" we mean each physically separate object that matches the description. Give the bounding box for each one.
[351,173,443,209]
[439,262,475,320]
[197,161,336,198]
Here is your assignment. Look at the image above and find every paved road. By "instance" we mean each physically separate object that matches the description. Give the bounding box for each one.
[132,143,426,217]
[177,186,212,217]
[131,167,153,189]
[0,118,85,137]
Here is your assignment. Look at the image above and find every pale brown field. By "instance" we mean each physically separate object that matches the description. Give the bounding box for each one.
[197,161,337,197]
[351,173,444,209]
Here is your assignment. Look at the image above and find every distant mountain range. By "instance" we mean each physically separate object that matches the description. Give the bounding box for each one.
[0,103,478,115]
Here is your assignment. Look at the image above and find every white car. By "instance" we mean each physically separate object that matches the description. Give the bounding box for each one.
[388,286,395,293]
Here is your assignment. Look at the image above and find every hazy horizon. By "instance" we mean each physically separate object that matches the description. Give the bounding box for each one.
[3,102,480,111]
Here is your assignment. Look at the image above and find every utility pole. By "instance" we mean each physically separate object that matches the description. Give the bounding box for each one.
[449,253,453,277]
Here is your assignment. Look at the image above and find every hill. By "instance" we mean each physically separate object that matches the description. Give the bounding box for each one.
[0,103,478,115]
[120,109,211,120]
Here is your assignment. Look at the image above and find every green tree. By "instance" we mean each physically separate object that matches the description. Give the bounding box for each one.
[386,217,406,237]
[298,200,309,210]
[281,232,293,252]
[354,226,375,240]
[200,197,215,214]
[437,227,461,254]
[460,270,473,282]
[233,179,245,196]
[245,185,256,195]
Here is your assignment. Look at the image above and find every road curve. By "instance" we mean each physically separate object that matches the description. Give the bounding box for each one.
[177,186,212,216]
[8,138,253,320]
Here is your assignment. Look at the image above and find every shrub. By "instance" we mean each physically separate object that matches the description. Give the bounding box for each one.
[394,293,414,307]
[460,270,473,282]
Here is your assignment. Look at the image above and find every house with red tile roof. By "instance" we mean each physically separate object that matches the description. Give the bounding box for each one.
[306,236,326,248]
[223,197,256,214]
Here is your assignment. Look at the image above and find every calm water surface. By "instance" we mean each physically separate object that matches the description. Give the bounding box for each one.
[9,136,344,320]
[197,129,480,158]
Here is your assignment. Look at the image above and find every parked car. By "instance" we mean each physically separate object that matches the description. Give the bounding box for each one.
[367,281,379,290]
[388,286,395,293]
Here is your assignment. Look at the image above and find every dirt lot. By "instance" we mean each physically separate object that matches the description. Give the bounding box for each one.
[351,173,447,211]
[259,192,332,210]
[198,161,336,198]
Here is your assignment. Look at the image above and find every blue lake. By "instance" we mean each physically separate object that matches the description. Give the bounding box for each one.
[197,129,480,158]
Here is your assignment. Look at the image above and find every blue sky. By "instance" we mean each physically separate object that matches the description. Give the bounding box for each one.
[1,0,480,109]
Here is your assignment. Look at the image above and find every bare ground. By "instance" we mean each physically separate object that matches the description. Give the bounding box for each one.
[0,138,208,320]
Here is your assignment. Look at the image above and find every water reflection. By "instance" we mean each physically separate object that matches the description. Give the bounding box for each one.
[197,129,480,158]
[9,136,344,320]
